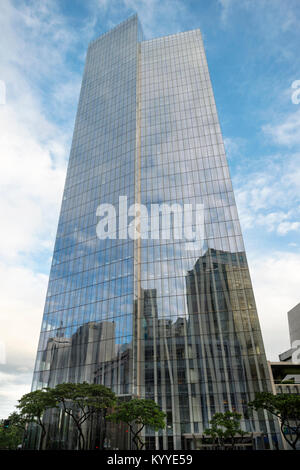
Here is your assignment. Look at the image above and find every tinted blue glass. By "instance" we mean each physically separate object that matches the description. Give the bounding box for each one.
[28,17,280,451]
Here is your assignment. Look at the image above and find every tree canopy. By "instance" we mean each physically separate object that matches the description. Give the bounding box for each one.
[248,392,300,450]
[204,411,248,449]
[107,398,166,449]
[17,389,57,450]
[48,382,116,450]
[16,383,116,450]
[0,413,26,450]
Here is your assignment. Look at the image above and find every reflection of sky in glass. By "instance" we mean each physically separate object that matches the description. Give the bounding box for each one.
[135,29,275,446]
[33,16,142,391]
[30,16,277,450]
[139,31,247,322]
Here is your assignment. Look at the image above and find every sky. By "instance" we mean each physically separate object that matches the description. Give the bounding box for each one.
[0,0,300,419]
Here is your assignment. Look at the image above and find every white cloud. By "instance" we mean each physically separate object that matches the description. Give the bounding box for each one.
[249,251,300,361]
[235,153,300,235]
[218,0,235,25]
[0,263,49,418]
[231,115,300,361]
[0,264,47,365]
[124,0,187,37]
[0,0,189,418]
[0,0,88,418]
[0,103,66,260]
[218,0,299,32]
[217,0,300,65]
[263,108,300,146]
[223,136,246,160]
[0,370,34,419]
[0,0,299,418]
[277,221,300,235]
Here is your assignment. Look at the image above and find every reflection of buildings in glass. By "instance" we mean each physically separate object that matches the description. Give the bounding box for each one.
[138,250,275,449]
[185,249,262,430]
[94,342,132,396]
[30,15,280,449]
[70,321,116,382]
[40,335,71,387]
[38,321,131,449]
[40,321,117,386]
[138,288,189,449]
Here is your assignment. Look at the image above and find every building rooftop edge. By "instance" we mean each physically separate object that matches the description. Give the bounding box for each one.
[88,14,202,48]
[141,28,202,44]
[288,301,300,314]
[88,13,138,48]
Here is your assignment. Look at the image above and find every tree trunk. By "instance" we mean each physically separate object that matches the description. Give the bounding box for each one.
[39,426,46,450]
[72,418,85,450]
[280,422,297,450]
[101,409,107,449]
[78,427,85,450]
[37,416,47,451]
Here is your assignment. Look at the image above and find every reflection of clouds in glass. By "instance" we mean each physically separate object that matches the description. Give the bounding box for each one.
[30,17,277,448]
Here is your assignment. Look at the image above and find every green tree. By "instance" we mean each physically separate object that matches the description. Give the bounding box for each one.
[17,389,57,450]
[7,412,27,430]
[0,414,25,450]
[204,411,248,450]
[107,398,166,449]
[7,412,28,448]
[49,382,116,450]
[248,392,300,450]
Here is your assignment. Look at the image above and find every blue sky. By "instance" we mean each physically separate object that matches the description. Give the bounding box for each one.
[0,0,300,418]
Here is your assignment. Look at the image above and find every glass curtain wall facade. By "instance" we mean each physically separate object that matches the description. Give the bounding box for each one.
[30,15,279,450]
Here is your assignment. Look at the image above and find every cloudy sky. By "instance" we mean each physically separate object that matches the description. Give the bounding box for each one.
[0,0,300,418]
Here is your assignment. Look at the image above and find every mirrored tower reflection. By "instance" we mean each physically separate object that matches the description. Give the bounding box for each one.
[29,15,280,450]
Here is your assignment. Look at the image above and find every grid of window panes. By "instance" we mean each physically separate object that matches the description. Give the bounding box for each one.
[139,31,276,450]
[29,17,280,451]
[29,16,141,450]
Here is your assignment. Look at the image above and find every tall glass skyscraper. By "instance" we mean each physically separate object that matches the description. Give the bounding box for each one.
[30,15,280,450]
